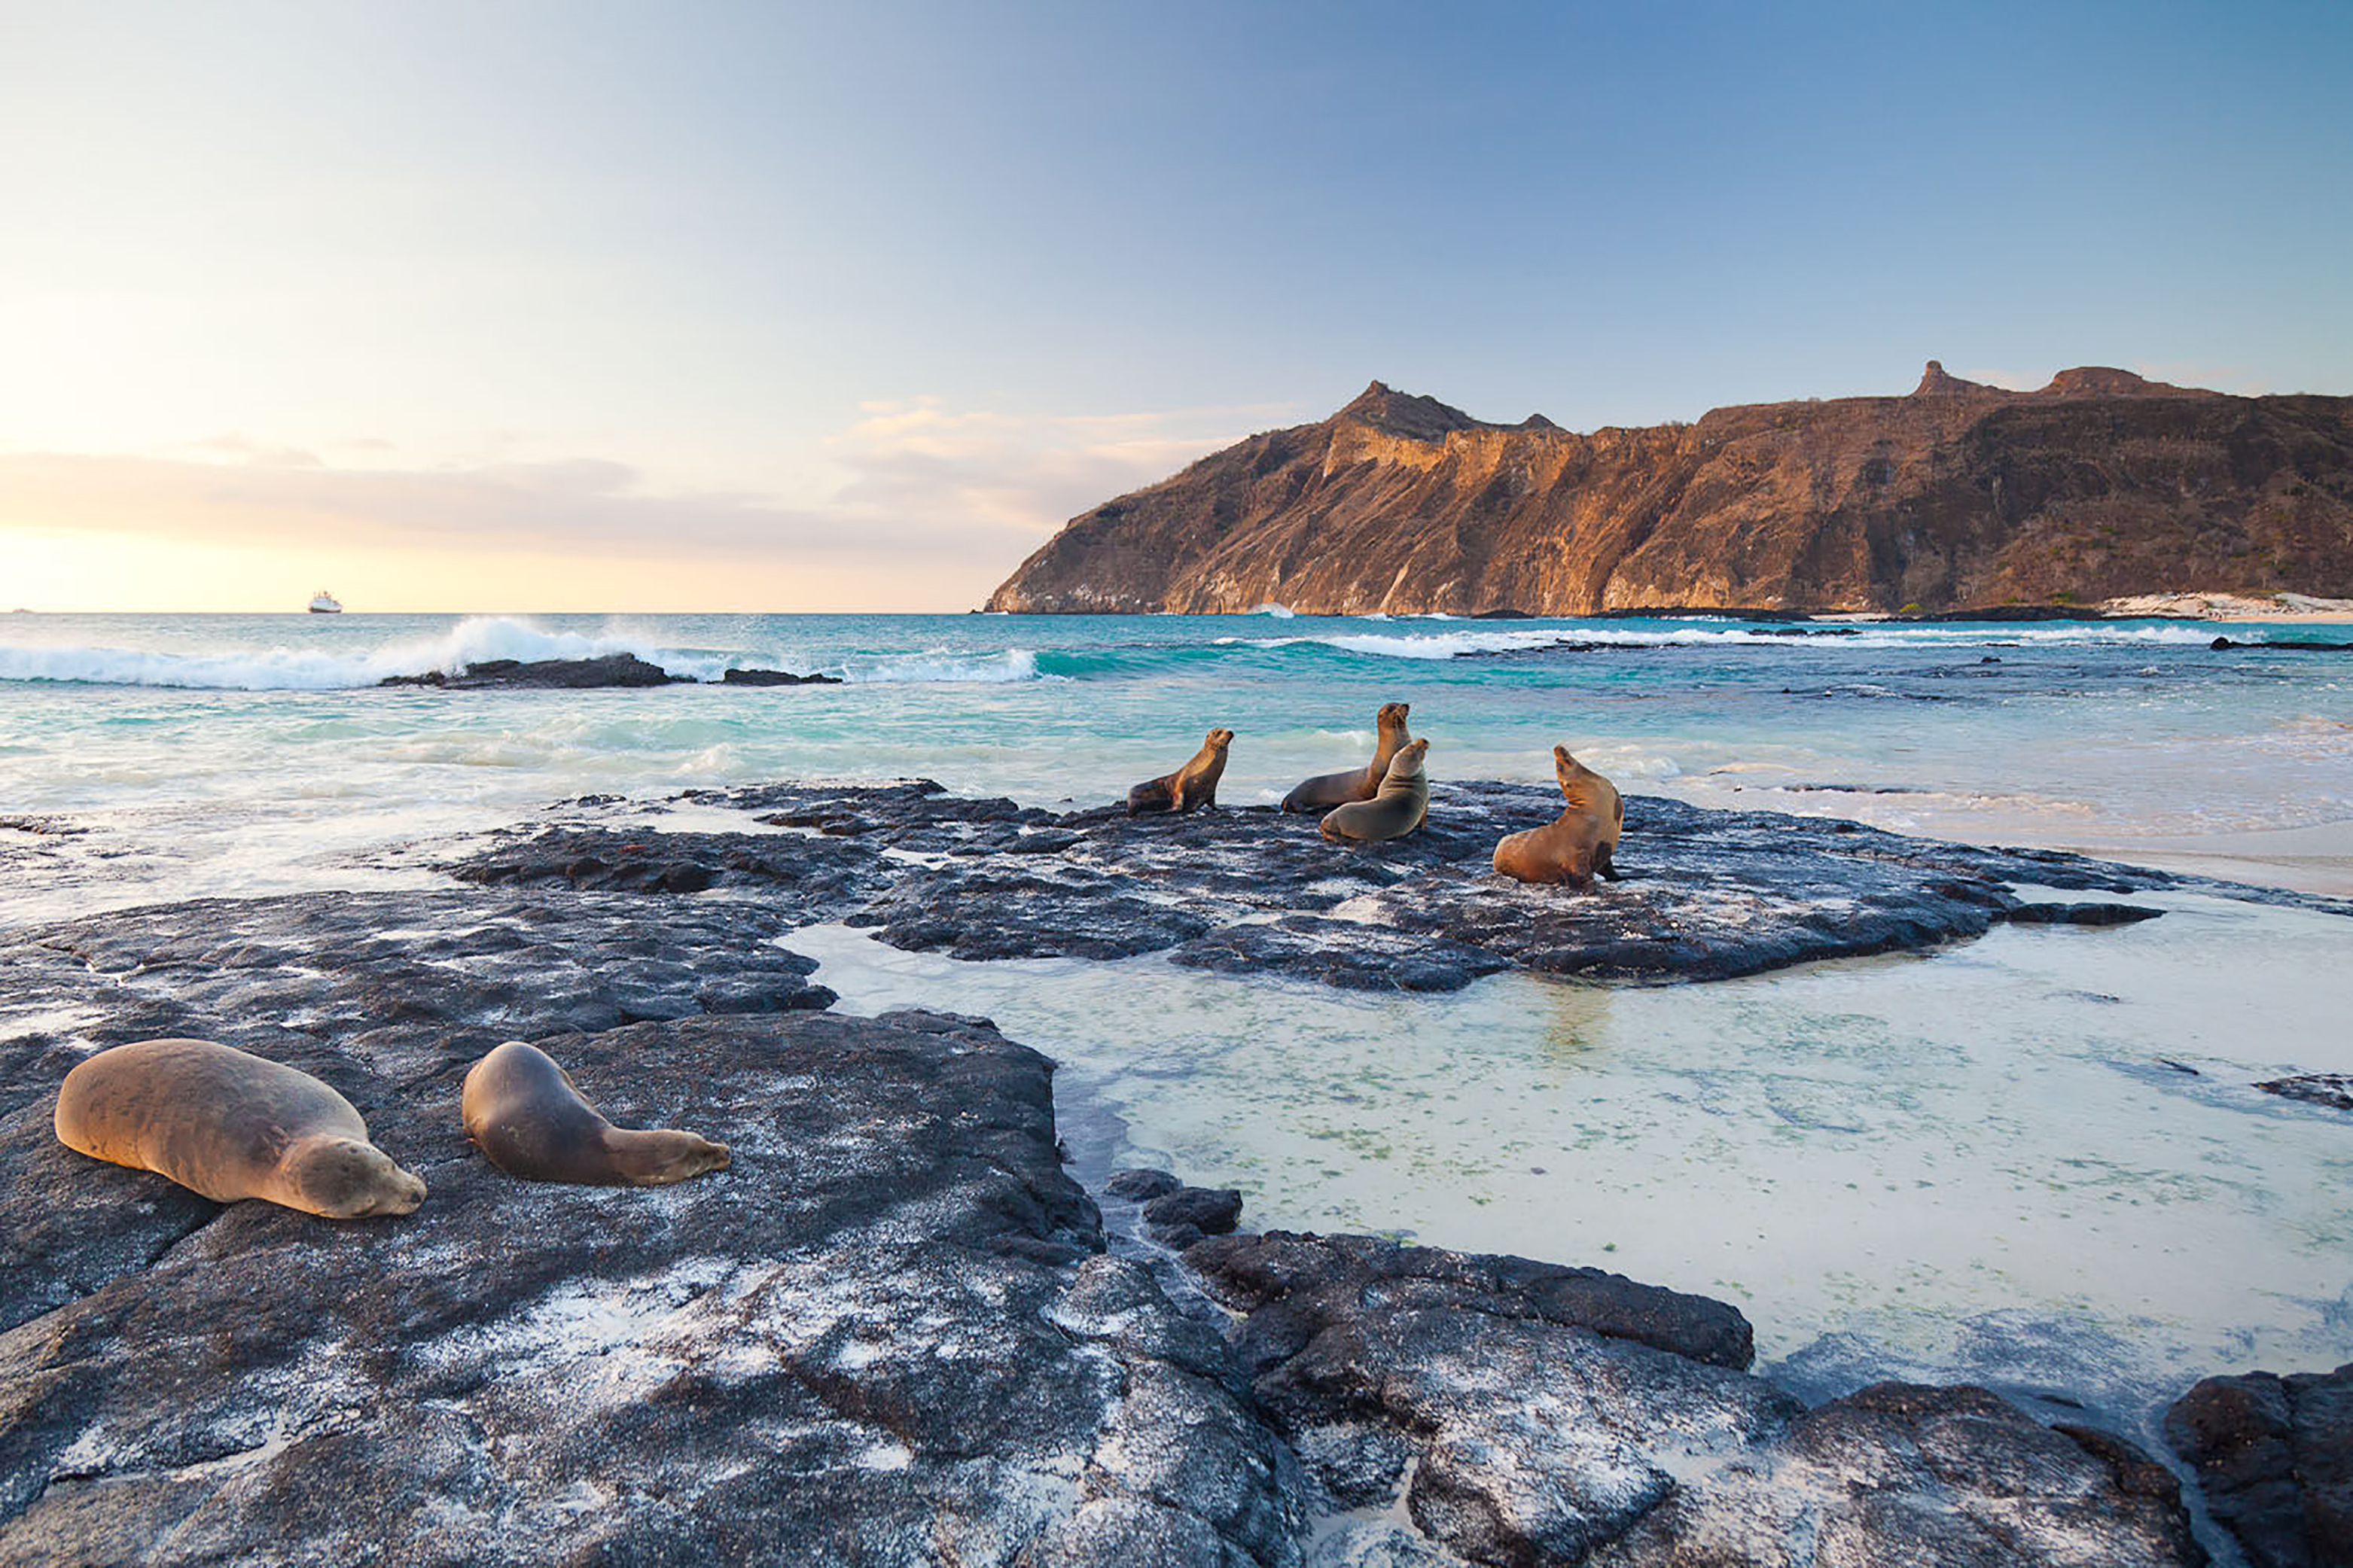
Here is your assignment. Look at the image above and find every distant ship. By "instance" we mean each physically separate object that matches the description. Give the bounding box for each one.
[308,590,343,614]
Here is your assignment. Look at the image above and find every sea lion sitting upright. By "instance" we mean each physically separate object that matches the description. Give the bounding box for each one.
[1492,744,1624,888]
[462,1040,730,1186]
[1126,727,1233,815]
[53,1038,426,1219]
[1319,737,1431,843]
[1282,702,1411,813]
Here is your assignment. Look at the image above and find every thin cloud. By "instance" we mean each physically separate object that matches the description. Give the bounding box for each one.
[0,394,1292,605]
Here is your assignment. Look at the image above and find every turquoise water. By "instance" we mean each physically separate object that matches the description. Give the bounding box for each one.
[2,611,2348,906]
[4,609,2351,1433]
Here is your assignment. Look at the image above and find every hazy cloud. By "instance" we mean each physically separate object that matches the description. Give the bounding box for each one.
[0,396,1301,606]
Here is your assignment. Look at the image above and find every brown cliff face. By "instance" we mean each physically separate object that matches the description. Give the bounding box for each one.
[984,366,2353,614]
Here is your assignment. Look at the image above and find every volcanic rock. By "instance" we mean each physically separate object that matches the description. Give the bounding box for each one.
[986,366,2353,615]
[0,872,2227,1565]
[434,780,2353,994]
[2254,1073,2353,1112]
[380,653,690,689]
[721,666,845,685]
[0,891,1297,1565]
[2165,1362,2353,1568]
[1186,1232,2202,1567]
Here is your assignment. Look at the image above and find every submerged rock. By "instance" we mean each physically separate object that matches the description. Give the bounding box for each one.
[2166,1362,2353,1568]
[2255,1073,2353,1112]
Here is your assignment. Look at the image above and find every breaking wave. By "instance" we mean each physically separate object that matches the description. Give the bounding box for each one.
[1215,621,2240,660]
[0,617,1060,691]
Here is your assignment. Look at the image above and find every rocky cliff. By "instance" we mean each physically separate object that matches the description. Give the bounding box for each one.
[986,364,2353,615]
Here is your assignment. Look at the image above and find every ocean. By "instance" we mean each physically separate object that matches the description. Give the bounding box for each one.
[5,608,2351,1439]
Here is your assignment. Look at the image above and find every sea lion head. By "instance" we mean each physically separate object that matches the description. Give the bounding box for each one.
[280,1134,427,1218]
[1388,737,1430,778]
[1205,727,1235,752]
[1554,744,1587,787]
[1376,702,1410,732]
[616,1129,733,1186]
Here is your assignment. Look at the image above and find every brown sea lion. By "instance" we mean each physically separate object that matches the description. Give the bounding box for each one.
[461,1040,730,1186]
[1126,727,1233,814]
[1282,702,1412,813]
[53,1038,426,1219]
[1319,737,1430,842]
[1492,744,1624,887]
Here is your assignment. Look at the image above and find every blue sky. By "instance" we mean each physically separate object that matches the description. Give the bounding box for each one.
[2,0,2348,609]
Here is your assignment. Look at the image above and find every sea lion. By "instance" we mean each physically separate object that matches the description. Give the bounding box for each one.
[1282,702,1412,812]
[461,1040,730,1186]
[1492,744,1624,887]
[1126,727,1233,814]
[53,1038,426,1219]
[1319,737,1430,842]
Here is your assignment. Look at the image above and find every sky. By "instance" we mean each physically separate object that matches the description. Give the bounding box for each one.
[2,1,2348,612]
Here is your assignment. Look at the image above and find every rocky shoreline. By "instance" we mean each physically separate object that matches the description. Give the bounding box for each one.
[4,787,2350,1563]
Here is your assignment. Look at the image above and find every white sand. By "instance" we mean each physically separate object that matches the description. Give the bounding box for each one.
[2099,590,2353,623]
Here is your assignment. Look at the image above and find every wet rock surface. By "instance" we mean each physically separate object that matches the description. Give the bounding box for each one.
[2166,1362,2353,1568]
[2255,1073,2353,1113]
[0,883,2222,1566]
[380,653,693,689]
[721,665,845,685]
[376,656,842,689]
[444,779,2353,992]
[1185,1232,2202,1567]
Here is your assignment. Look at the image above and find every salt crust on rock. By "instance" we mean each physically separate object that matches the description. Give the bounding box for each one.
[0,1000,1299,1566]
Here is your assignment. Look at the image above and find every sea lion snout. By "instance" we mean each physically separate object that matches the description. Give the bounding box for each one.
[285,1134,427,1218]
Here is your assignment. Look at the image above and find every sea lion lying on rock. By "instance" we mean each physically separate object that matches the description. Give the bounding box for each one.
[462,1039,730,1186]
[53,1038,425,1219]
[1282,701,1411,812]
[1320,737,1430,842]
[1126,727,1233,814]
[1492,744,1623,887]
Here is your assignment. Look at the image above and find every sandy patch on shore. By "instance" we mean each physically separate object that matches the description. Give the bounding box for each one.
[2098,591,2353,622]
[2062,818,2353,899]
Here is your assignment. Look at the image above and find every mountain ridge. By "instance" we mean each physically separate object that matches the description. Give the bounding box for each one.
[984,363,2353,615]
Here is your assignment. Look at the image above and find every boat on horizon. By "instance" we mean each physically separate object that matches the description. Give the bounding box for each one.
[308,590,343,614]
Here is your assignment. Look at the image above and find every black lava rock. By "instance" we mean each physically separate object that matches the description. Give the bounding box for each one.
[380,654,690,689]
[2166,1362,2353,1568]
[720,666,843,685]
[2256,1073,2353,1112]
[1141,1186,1245,1248]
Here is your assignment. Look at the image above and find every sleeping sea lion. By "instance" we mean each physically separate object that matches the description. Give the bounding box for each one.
[462,1040,730,1186]
[1492,744,1624,887]
[1319,737,1431,842]
[1126,727,1233,815]
[53,1038,426,1219]
[1282,702,1412,813]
